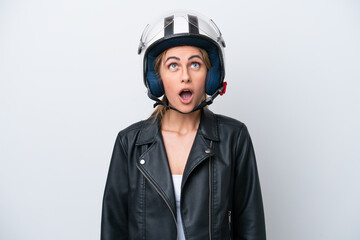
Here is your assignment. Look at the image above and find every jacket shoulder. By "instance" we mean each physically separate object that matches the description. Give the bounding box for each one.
[116,115,159,147]
[117,120,145,138]
[114,120,147,151]
[214,113,247,132]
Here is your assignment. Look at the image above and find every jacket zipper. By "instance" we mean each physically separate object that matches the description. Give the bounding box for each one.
[136,165,179,240]
[209,141,213,240]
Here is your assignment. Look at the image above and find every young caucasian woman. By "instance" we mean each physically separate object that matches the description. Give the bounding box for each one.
[101,10,266,240]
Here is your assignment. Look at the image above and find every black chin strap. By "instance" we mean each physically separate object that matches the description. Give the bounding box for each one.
[147,84,225,115]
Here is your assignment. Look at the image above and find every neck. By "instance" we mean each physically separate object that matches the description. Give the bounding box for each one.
[161,109,201,134]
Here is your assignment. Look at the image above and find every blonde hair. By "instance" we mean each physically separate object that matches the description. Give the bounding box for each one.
[150,47,211,119]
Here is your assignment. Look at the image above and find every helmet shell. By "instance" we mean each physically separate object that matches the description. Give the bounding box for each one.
[138,10,226,97]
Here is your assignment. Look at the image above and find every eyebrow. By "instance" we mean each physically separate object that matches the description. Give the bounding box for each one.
[188,55,203,61]
[164,55,204,64]
[164,56,180,63]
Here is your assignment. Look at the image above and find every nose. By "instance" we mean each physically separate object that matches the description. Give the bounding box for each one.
[181,67,191,83]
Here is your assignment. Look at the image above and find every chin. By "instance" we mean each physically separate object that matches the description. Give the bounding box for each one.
[173,102,203,114]
[168,96,204,113]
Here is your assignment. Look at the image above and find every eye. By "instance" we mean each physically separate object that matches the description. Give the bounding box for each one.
[168,63,178,70]
[191,62,201,69]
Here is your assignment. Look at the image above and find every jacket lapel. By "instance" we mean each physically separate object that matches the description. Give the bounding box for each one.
[182,108,219,188]
[136,116,177,215]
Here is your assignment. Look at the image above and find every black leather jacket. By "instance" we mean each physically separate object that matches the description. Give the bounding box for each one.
[101,108,266,239]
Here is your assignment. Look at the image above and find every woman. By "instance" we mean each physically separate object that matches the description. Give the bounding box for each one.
[101,10,266,240]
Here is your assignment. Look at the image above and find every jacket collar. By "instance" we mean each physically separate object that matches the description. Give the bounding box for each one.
[199,108,220,142]
[136,108,219,146]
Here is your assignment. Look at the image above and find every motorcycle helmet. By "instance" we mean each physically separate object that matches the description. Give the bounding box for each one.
[138,10,226,99]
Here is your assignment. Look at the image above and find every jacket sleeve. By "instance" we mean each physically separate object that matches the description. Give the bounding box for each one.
[101,133,129,240]
[233,125,266,240]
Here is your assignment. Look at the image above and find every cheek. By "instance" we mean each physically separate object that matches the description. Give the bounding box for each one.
[161,76,176,97]
[159,71,170,88]
[161,75,172,89]
[194,72,207,89]
[160,68,176,84]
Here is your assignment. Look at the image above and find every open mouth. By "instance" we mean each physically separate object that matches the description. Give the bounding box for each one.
[179,89,193,103]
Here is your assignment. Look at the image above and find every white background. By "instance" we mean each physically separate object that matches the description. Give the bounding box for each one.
[1,0,359,239]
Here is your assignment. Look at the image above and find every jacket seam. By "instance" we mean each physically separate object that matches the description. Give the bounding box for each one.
[117,134,129,158]
[234,124,246,156]
[142,173,146,240]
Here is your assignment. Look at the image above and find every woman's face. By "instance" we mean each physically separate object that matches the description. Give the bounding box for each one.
[159,46,207,113]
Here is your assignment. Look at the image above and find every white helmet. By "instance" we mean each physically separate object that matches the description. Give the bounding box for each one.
[138,10,226,99]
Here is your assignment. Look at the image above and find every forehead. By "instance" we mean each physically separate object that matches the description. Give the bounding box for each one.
[163,46,201,59]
